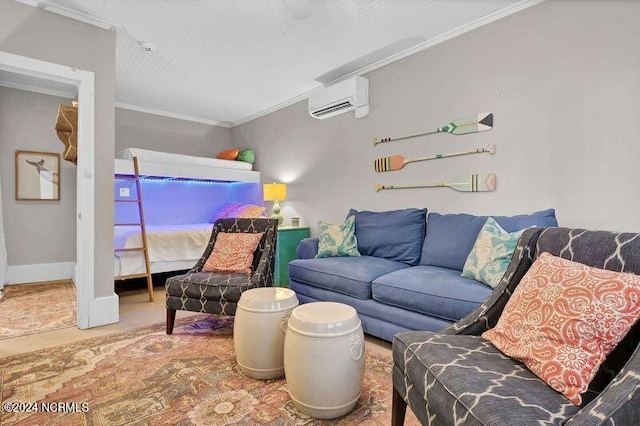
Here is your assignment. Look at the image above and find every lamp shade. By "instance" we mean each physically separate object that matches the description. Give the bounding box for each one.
[263,183,287,201]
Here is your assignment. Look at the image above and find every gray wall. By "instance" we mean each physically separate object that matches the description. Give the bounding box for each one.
[0,0,116,297]
[0,87,76,264]
[232,0,640,234]
[115,108,231,156]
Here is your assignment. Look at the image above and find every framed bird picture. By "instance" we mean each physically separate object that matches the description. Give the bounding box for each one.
[15,150,61,201]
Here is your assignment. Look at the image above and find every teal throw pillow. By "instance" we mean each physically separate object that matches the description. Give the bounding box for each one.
[462,217,525,288]
[317,216,360,258]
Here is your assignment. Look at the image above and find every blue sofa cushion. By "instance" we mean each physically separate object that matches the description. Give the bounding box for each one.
[420,209,558,270]
[348,208,427,265]
[372,265,493,321]
[288,256,409,299]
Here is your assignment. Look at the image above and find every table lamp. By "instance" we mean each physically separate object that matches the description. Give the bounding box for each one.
[263,183,287,225]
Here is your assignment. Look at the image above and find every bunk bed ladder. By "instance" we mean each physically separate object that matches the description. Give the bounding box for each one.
[114,157,154,302]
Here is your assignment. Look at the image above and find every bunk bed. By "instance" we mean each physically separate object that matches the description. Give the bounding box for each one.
[113,148,262,278]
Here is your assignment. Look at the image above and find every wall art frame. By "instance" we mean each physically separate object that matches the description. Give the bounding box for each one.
[15,150,61,201]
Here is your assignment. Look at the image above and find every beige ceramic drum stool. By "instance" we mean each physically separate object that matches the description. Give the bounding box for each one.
[284,302,365,419]
[233,287,299,379]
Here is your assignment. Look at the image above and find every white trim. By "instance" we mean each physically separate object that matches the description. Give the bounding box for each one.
[116,103,232,128]
[13,0,121,31]
[0,79,75,99]
[88,293,119,327]
[232,0,547,127]
[7,262,76,284]
[0,50,99,330]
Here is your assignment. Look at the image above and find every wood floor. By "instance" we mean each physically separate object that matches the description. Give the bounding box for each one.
[0,286,392,358]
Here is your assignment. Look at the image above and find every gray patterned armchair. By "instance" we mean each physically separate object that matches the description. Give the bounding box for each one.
[165,218,278,334]
[392,227,640,425]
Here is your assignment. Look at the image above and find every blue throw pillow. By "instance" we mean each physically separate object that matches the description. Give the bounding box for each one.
[347,207,427,265]
[420,209,557,270]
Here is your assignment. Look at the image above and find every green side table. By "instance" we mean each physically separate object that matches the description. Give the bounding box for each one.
[275,226,310,287]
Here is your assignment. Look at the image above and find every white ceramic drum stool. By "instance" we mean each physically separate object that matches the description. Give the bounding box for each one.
[233,287,299,379]
[284,302,365,419]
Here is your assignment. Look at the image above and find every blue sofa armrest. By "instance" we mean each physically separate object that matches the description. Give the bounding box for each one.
[297,237,318,259]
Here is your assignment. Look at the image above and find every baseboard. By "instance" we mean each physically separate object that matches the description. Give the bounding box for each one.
[86,293,119,329]
[7,262,76,284]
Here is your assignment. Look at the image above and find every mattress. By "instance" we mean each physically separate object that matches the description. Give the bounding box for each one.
[114,223,212,277]
[115,148,252,171]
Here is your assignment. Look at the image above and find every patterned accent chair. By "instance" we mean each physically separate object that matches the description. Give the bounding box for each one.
[165,218,278,334]
[392,227,640,425]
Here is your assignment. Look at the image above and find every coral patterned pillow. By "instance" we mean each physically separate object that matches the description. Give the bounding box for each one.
[209,203,243,223]
[202,232,264,274]
[483,252,640,405]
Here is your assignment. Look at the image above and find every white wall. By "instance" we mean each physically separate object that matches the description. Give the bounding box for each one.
[115,108,231,156]
[0,86,76,265]
[1,0,116,298]
[232,0,640,234]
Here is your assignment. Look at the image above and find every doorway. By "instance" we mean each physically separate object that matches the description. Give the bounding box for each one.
[0,50,95,329]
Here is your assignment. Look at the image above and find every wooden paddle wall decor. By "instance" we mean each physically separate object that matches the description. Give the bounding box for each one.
[55,103,78,164]
[373,112,493,146]
[374,144,495,173]
[375,174,497,193]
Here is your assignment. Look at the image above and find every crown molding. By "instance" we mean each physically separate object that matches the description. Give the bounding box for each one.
[115,102,232,128]
[0,79,76,99]
[14,0,122,31]
[231,0,547,127]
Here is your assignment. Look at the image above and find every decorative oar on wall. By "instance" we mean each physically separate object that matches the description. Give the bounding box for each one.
[373,112,493,146]
[375,173,496,193]
[374,144,495,173]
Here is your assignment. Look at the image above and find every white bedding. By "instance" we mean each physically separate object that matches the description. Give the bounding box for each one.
[115,148,252,171]
[114,223,212,276]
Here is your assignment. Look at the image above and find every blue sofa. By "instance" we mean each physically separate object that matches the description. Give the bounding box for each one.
[289,208,558,342]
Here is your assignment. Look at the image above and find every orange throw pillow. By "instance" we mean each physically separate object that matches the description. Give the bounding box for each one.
[202,232,264,274]
[483,252,640,405]
[216,147,241,161]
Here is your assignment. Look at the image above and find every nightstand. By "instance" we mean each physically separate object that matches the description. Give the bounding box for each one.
[275,226,310,287]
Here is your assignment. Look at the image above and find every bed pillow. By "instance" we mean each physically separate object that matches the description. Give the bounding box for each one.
[216,147,241,160]
[461,217,526,288]
[233,204,266,218]
[202,232,264,273]
[209,203,243,223]
[317,215,360,258]
[483,252,640,405]
[347,208,426,265]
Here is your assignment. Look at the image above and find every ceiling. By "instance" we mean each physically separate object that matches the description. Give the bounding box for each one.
[15,0,542,127]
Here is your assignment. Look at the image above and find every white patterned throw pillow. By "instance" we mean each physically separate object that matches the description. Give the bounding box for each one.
[461,217,525,288]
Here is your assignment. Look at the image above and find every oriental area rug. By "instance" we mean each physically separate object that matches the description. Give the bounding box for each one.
[0,315,419,425]
[0,280,77,340]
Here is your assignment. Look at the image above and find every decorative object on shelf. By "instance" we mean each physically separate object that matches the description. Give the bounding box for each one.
[291,217,300,227]
[216,147,241,160]
[263,182,287,225]
[54,102,78,164]
[374,143,495,172]
[372,112,493,146]
[375,173,496,193]
[15,150,61,201]
[236,148,255,164]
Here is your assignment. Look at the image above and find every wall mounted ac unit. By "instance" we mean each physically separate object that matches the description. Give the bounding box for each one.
[308,76,369,119]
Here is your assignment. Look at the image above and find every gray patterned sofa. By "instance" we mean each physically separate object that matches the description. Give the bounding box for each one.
[392,227,640,425]
[165,218,278,334]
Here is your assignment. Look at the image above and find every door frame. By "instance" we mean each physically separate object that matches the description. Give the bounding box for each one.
[0,50,95,329]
